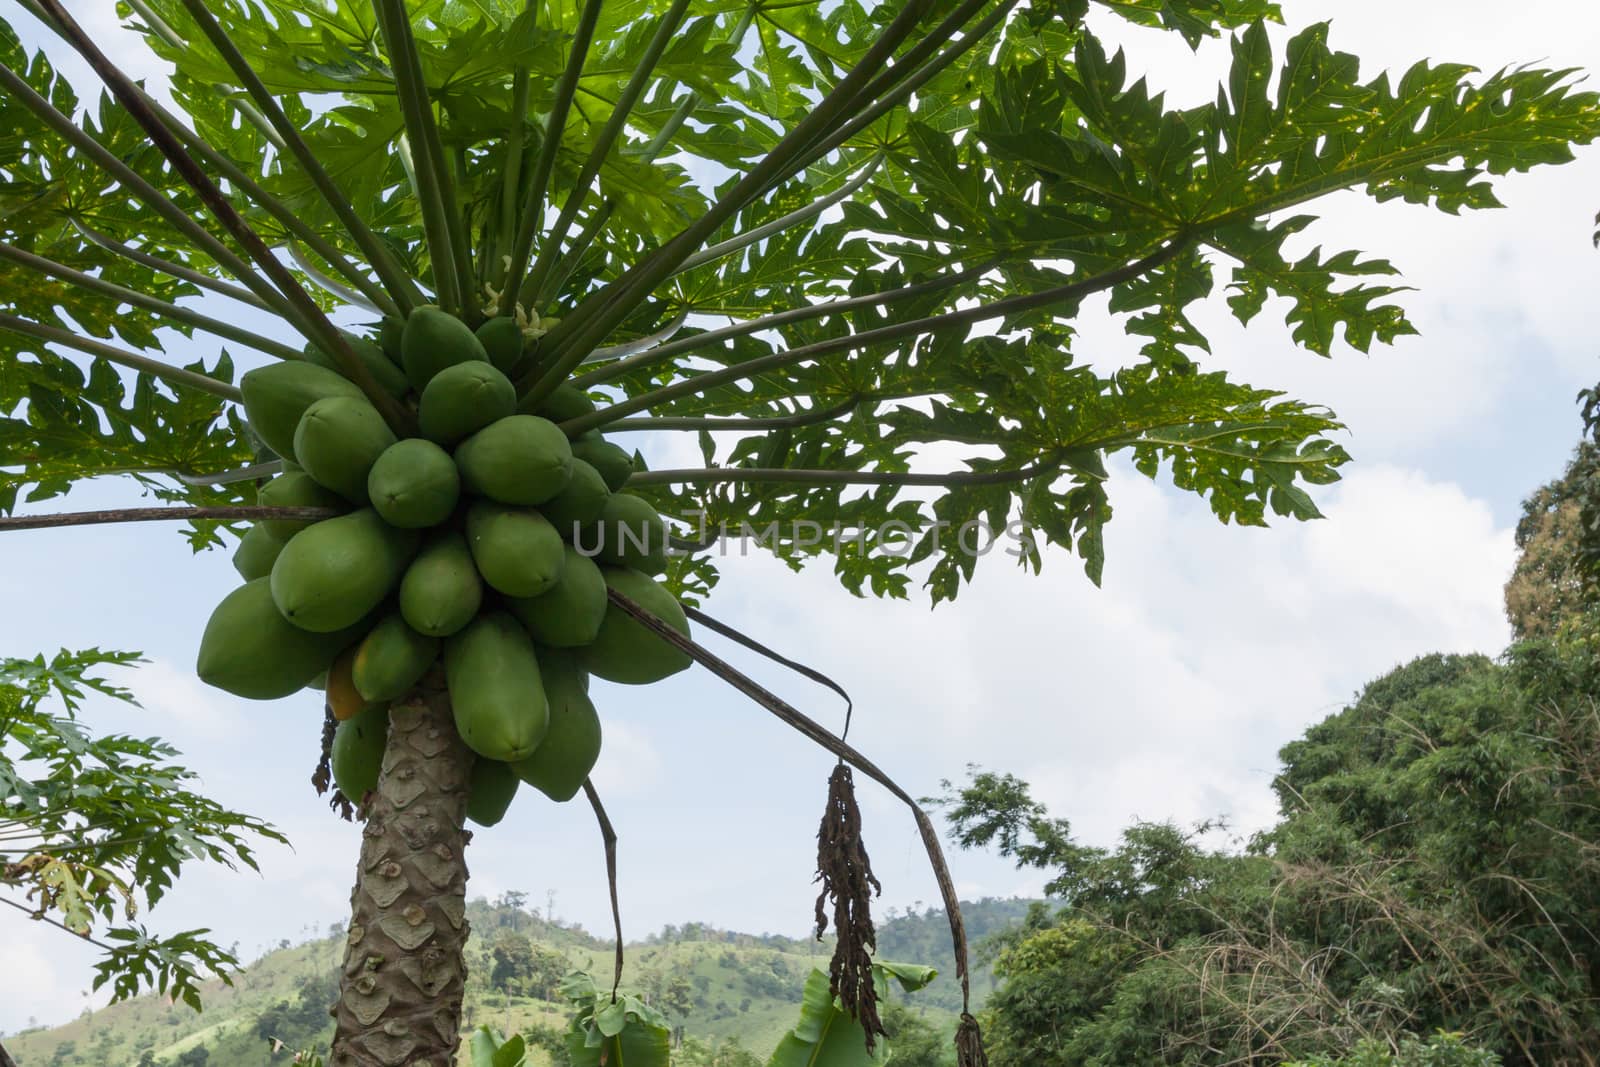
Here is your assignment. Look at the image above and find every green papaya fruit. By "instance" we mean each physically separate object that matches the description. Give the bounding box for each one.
[196,578,361,699]
[520,381,595,423]
[466,758,520,827]
[584,492,670,575]
[583,567,693,685]
[399,531,483,638]
[303,334,411,399]
[475,316,526,376]
[380,316,405,366]
[257,471,348,540]
[240,361,365,460]
[271,508,419,632]
[570,434,635,491]
[232,523,285,581]
[352,613,440,703]
[465,501,565,597]
[292,394,397,503]
[368,438,461,529]
[512,649,600,802]
[445,612,549,761]
[504,545,606,647]
[419,361,517,446]
[538,458,610,535]
[454,415,573,505]
[401,305,489,390]
[331,702,388,804]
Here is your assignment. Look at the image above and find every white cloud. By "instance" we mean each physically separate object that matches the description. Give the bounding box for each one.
[701,462,1514,855]
[585,717,666,798]
[118,657,247,738]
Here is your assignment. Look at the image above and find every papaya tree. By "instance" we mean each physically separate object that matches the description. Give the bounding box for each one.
[0,0,1596,1064]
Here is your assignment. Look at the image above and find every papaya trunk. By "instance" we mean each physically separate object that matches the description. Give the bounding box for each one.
[331,672,474,1067]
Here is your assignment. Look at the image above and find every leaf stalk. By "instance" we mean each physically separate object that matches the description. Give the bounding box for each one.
[0,314,243,402]
[562,239,1190,433]
[0,241,303,362]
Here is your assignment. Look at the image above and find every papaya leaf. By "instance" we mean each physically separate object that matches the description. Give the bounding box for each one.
[7,1,1596,612]
[493,1035,526,1067]
[2,649,284,1009]
[767,962,937,1067]
[556,971,672,1067]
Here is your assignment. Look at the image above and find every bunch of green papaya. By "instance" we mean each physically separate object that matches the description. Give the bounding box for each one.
[197,306,693,824]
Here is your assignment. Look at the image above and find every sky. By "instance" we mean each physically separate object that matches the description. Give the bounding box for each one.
[3,0,1600,1037]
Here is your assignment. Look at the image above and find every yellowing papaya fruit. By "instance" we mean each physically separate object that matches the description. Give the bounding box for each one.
[475,316,526,376]
[331,702,388,804]
[325,646,368,721]
[538,457,611,535]
[401,305,489,390]
[368,438,460,529]
[445,612,549,761]
[512,649,599,802]
[303,334,410,399]
[465,501,565,597]
[257,471,348,540]
[570,433,635,492]
[292,395,397,503]
[241,361,365,460]
[271,509,419,632]
[583,567,693,685]
[196,578,360,699]
[419,361,517,446]
[399,531,483,638]
[504,545,606,647]
[466,758,520,827]
[351,613,439,704]
[454,415,573,505]
[584,492,670,575]
[232,523,285,581]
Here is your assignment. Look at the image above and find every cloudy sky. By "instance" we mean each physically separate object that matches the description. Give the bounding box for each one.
[3,0,1599,1037]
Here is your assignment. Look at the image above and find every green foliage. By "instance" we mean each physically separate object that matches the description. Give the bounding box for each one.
[0,648,286,1010]
[1502,442,1600,641]
[488,931,569,999]
[0,22,250,539]
[4,0,1600,1054]
[767,961,937,1067]
[941,638,1600,1065]
[875,1002,954,1067]
[555,971,674,1067]
[3,1,1593,601]
[1286,1033,1500,1067]
[9,897,1003,1065]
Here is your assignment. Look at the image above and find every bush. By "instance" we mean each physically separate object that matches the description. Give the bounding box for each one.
[1287,1033,1500,1067]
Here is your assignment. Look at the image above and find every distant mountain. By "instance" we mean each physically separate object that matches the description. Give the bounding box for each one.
[3,897,1039,1066]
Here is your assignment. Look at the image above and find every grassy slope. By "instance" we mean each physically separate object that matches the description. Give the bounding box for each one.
[5,900,1030,1066]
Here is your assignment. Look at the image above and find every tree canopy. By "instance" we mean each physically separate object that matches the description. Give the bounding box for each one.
[940,636,1600,1065]
[4,1,1596,599]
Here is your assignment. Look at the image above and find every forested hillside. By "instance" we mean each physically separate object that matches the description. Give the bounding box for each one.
[2,898,1021,1066]
[939,447,1600,1066]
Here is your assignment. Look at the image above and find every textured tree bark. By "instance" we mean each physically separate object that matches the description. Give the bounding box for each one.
[331,673,474,1067]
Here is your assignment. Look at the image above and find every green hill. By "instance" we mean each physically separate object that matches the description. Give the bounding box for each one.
[3,898,1032,1066]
